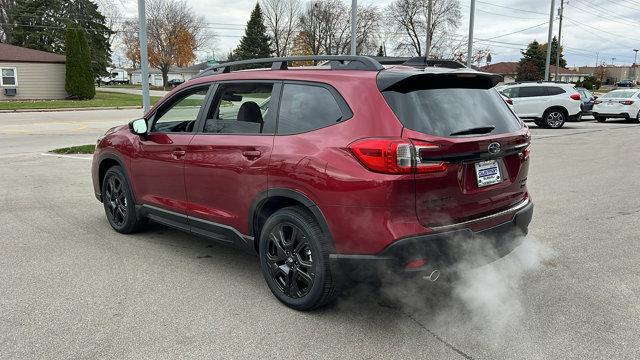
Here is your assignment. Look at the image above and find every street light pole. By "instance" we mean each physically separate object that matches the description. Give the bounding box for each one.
[350,0,357,55]
[137,0,150,113]
[634,49,639,65]
[425,0,432,61]
[467,0,475,67]
[544,0,555,81]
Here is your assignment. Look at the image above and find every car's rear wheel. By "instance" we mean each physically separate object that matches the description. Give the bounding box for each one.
[259,206,336,311]
[102,166,145,233]
[544,109,566,129]
[596,116,607,123]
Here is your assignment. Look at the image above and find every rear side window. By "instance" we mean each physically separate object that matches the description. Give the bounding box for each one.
[547,86,566,95]
[517,86,548,97]
[277,84,345,134]
[382,88,522,137]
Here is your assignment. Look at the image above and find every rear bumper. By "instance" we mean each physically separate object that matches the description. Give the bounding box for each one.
[592,112,631,119]
[330,199,533,279]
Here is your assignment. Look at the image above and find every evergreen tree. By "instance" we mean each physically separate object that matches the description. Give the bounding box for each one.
[516,40,546,81]
[233,3,271,65]
[65,27,95,99]
[541,36,567,68]
[9,0,112,76]
[376,45,384,57]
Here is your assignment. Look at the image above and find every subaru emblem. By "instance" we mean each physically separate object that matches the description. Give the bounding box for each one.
[488,142,501,154]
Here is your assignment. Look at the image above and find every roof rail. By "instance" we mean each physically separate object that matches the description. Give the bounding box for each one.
[196,55,384,78]
[505,80,569,85]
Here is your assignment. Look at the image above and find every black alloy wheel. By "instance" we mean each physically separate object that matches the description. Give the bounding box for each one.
[101,166,145,233]
[265,222,315,299]
[259,206,336,310]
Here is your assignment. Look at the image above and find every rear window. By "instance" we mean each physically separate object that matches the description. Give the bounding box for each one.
[547,86,566,95]
[602,91,636,98]
[382,88,522,137]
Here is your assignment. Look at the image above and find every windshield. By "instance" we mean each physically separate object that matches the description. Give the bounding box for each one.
[602,91,636,98]
[382,88,522,137]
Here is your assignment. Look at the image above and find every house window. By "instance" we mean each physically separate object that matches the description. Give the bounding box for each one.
[1,67,17,86]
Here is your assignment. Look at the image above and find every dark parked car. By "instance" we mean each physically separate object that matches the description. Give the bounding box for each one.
[92,56,533,310]
[576,87,596,115]
[167,78,185,87]
[616,79,636,87]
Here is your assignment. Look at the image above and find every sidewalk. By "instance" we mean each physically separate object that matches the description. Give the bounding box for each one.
[0,106,143,113]
[96,86,169,97]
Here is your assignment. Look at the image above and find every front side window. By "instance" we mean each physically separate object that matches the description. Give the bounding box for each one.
[204,82,274,134]
[277,84,344,134]
[1,68,17,86]
[151,86,209,133]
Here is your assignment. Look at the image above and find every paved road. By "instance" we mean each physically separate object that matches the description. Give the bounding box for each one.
[97,86,170,97]
[1,111,639,359]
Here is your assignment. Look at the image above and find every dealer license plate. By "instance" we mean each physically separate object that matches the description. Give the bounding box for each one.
[475,160,502,187]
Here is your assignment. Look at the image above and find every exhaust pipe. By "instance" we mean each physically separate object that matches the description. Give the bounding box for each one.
[423,269,440,282]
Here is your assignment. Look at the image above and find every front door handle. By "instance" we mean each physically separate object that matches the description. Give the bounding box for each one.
[172,150,186,159]
[242,150,261,159]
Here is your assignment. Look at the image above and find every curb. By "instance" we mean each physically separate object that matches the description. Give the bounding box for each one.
[0,106,143,113]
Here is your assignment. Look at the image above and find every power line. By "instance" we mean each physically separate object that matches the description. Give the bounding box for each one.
[475,1,549,16]
[481,21,549,41]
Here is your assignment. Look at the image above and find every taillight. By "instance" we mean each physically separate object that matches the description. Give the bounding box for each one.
[505,98,513,105]
[521,145,531,160]
[619,100,634,105]
[594,99,602,104]
[349,138,448,174]
[570,93,582,101]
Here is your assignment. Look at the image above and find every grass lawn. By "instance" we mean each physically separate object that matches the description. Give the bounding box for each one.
[0,91,162,110]
[50,144,96,154]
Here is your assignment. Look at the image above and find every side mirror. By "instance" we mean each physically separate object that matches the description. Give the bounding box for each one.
[592,96,598,100]
[129,118,148,137]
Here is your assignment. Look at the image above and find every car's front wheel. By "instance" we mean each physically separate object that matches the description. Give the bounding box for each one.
[102,166,145,233]
[544,109,566,129]
[259,206,336,311]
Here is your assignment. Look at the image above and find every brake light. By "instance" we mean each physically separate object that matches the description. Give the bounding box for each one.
[505,98,513,105]
[570,93,582,101]
[619,100,634,105]
[349,138,448,174]
[521,145,531,160]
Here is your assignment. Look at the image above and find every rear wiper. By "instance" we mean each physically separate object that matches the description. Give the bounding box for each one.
[449,126,495,136]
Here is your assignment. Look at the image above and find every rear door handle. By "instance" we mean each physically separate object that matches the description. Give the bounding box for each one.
[172,150,186,159]
[242,150,261,159]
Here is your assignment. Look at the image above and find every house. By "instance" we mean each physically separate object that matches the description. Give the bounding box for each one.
[130,62,209,86]
[577,65,640,85]
[481,61,589,84]
[0,43,67,100]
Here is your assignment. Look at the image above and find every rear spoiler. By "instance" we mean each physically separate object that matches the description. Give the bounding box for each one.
[377,69,504,92]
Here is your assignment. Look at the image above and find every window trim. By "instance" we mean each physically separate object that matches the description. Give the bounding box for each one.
[147,83,213,134]
[194,80,282,136]
[0,67,18,87]
[275,80,353,136]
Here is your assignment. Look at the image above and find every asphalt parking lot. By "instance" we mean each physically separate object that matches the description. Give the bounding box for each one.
[1,110,639,359]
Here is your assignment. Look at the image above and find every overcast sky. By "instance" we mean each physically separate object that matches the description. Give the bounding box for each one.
[117,0,640,67]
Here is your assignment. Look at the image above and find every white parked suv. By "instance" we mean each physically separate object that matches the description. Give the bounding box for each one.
[499,82,583,129]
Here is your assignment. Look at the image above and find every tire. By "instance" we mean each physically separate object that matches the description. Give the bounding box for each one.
[596,116,606,123]
[101,166,145,234]
[632,111,640,123]
[259,206,336,311]
[533,119,546,128]
[543,109,566,129]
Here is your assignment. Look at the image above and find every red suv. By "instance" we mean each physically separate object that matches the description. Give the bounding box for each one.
[92,56,533,310]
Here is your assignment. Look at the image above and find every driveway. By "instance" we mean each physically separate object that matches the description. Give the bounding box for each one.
[1,113,639,359]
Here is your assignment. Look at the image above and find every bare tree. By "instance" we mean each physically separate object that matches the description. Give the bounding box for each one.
[387,0,461,58]
[298,0,380,56]
[0,0,16,42]
[261,0,301,56]
[145,0,208,88]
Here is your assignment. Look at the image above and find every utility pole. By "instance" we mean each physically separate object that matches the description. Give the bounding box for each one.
[544,0,555,81]
[634,49,639,65]
[595,52,599,68]
[555,0,564,81]
[467,0,476,67]
[137,0,150,112]
[350,0,357,55]
[425,0,432,61]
